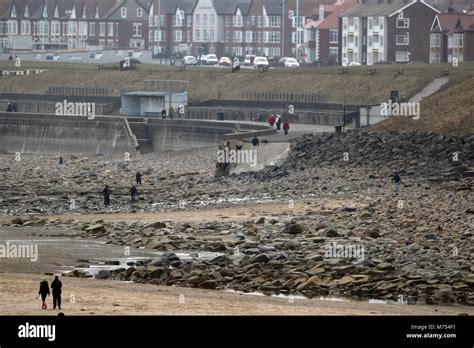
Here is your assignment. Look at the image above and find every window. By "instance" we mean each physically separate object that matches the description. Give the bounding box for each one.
[174,14,183,26]
[225,16,230,27]
[379,17,384,29]
[329,47,338,60]
[209,30,215,41]
[67,22,77,35]
[251,16,256,26]
[257,16,262,27]
[245,31,256,43]
[233,47,242,56]
[233,31,242,42]
[233,15,243,27]
[121,7,127,19]
[225,31,229,42]
[203,14,208,26]
[89,22,95,36]
[174,30,182,42]
[268,16,281,28]
[187,15,192,27]
[195,30,200,41]
[78,21,87,36]
[210,14,215,26]
[37,21,48,36]
[202,30,208,41]
[430,52,440,63]
[453,33,463,47]
[257,31,262,42]
[195,14,200,25]
[373,34,379,44]
[137,8,143,17]
[21,21,30,35]
[155,30,162,42]
[133,23,142,37]
[349,17,354,27]
[108,22,114,36]
[51,21,60,36]
[293,16,304,28]
[368,35,372,46]
[396,51,409,62]
[396,34,409,45]
[99,22,105,36]
[396,18,409,28]
[373,17,379,27]
[430,34,441,47]
[368,18,372,30]
[329,29,338,43]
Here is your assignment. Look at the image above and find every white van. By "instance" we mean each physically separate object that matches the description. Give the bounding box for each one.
[244,55,256,66]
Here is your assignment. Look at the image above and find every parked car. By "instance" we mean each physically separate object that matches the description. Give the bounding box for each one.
[206,54,218,65]
[253,56,269,69]
[198,54,208,65]
[244,54,256,66]
[284,58,300,68]
[183,56,197,65]
[278,57,292,64]
[90,52,104,59]
[219,57,232,66]
[46,53,60,61]
[67,56,82,61]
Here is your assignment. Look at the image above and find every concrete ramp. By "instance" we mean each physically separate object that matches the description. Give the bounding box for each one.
[230,142,291,174]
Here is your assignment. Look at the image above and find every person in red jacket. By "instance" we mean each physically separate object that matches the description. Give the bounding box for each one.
[283,120,290,136]
[268,114,275,127]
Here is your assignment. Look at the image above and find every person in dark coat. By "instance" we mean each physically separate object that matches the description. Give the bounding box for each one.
[130,185,138,202]
[102,185,111,206]
[51,276,62,310]
[251,136,260,150]
[136,172,142,185]
[392,173,401,193]
[276,115,282,130]
[38,279,50,310]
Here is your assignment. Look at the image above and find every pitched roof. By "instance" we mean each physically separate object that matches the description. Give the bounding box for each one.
[162,0,197,15]
[213,0,252,15]
[319,0,358,28]
[341,0,441,17]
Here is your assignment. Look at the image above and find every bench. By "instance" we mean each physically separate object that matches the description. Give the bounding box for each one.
[440,69,449,77]
[394,68,404,77]
[339,67,349,75]
[366,68,377,76]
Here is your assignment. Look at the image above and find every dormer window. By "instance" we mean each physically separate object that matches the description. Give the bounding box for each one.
[95,6,99,19]
[11,5,16,17]
[24,5,29,18]
[54,6,59,18]
[121,7,127,18]
[137,8,143,17]
[42,4,47,18]
[82,6,86,19]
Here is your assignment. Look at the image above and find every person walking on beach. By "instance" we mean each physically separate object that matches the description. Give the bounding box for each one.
[283,120,290,136]
[268,114,275,127]
[252,136,260,150]
[51,276,62,310]
[276,114,282,131]
[136,171,142,185]
[38,279,50,310]
[130,185,138,202]
[102,185,111,206]
[392,173,401,193]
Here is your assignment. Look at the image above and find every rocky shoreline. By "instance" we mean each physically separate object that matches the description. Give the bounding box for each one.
[1,130,472,306]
